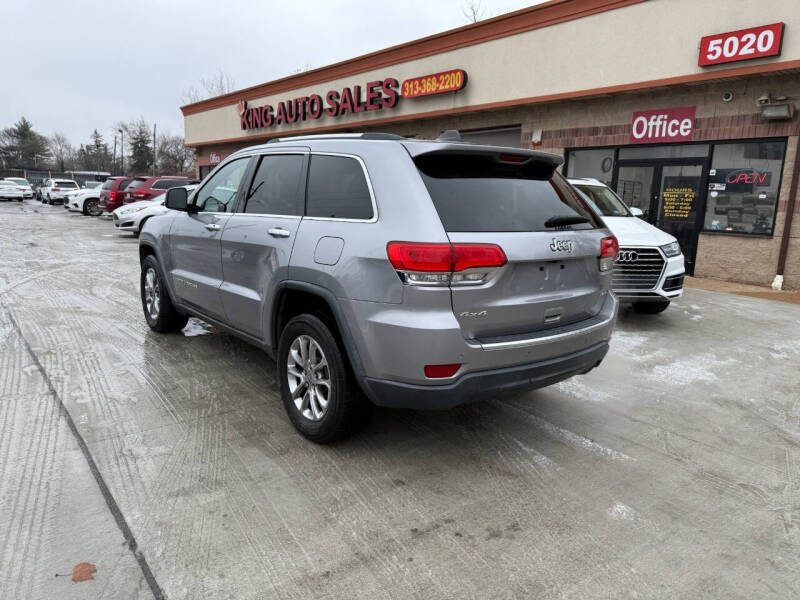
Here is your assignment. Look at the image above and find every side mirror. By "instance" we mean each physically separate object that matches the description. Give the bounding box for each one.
[165,187,188,211]
[630,207,644,217]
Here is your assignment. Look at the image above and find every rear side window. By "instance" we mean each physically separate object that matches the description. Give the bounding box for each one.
[306,155,373,220]
[416,153,600,232]
[152,179,186,190]
[101,179,114,190]
[118,178,134,190]
[244,154,305,216]
[126,178,148,190]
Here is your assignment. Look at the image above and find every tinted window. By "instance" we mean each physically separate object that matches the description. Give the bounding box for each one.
[195,158,249,213]
[118,178,134,190]
[306,155,373,219]
[244,154,304,215]
[126,178,148,190]
[56,181,78,188]
[416,153,600,232]
[152,179,186,190]
[101,179,115,190]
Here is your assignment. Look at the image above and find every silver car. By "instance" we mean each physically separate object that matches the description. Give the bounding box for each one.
[139,133,619,442]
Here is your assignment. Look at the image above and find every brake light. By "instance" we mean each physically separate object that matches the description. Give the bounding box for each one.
[386,242,506,286]
[110,191,119,201]
[499,153,527,163]
[52,187,60,191]
[600,236,619,258]
[424,363,461,378]
[599,236,619,272]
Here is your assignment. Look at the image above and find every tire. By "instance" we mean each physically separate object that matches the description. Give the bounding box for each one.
[632,300,670,314]
[140,255,188,333]
[277,314,372,444]
[83,198,101,216]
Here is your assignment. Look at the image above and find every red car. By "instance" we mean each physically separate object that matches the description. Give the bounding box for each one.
[123,176,189,204]
[98,177,134,213]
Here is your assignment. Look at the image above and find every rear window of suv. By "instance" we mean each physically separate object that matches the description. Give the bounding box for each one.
[152,179,186,190]
[416,153,600,232]
[126,178,148,190]
[55,181,77,188]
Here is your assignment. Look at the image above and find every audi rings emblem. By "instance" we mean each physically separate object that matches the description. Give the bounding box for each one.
[617,250,639,263]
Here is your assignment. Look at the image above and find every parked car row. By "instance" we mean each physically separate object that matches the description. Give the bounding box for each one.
[8,133,687,443]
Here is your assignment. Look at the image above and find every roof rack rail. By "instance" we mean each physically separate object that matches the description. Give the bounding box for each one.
[267,132,405,143]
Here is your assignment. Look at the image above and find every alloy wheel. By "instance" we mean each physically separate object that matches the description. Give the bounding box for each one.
[143,268,161,320]
[286,335,331,421]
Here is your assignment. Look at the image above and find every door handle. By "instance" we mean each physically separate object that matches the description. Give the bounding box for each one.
[204,223,221,232]
[268,227,291,238]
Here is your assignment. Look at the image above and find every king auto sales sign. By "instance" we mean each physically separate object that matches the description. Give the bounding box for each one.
[237,69,468,131]
[238,78,401,130]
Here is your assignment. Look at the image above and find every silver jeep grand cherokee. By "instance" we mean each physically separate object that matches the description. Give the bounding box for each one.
[139,133,619,443]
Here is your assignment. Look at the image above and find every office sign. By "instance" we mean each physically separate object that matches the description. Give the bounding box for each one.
[699,23,784,67]
[629,106,695,144]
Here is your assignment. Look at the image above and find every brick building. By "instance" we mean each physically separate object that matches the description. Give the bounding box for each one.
[181,0,800,289]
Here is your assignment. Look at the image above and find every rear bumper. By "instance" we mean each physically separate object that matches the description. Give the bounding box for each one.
[362,341,609,410]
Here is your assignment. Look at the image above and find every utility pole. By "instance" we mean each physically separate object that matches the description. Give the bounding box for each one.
[118,128,124,175]
[153,123,157,175]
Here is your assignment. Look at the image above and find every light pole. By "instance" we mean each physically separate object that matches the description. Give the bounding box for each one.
[118,128,124,174]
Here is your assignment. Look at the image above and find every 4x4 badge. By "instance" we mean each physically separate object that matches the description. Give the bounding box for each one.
[549,239,574,253]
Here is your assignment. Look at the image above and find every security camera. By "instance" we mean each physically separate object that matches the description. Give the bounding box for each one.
[722,91,734,102]
[756,93,771,105]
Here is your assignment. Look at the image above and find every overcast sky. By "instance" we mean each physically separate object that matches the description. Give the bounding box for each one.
[4,0,540,146]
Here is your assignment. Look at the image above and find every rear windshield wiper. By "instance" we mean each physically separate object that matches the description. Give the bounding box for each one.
[544,215,590,228]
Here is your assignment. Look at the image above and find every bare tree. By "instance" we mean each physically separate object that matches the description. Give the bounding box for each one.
[462,0,487,23]
[181,69,236,104]
[293,63,313,74]
[156,133,195,175]
[48,132,75,171]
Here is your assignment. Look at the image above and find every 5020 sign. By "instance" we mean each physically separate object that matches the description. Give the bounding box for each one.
[699,23,784,67]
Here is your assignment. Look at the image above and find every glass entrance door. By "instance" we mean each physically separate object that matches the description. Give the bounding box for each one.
[656,164,704,276]
[615,162,706,275]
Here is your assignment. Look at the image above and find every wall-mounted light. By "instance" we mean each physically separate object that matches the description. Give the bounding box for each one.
[760,103,794,120]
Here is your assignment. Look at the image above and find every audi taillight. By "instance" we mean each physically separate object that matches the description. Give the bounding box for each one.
[599,236,619,272]
[386,242,507,286]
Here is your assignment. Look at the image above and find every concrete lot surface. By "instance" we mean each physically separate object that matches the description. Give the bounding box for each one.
[1,199,799,599]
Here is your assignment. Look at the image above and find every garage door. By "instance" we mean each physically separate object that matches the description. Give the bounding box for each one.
[460,127,522,148]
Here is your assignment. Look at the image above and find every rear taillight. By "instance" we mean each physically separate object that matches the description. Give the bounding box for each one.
[386,242,507,286]
[109,191,119,201]
[599,236,619,272]
[52,187,60,191]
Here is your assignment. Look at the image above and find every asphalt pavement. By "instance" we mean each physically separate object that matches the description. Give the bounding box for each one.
[1,199,799,599]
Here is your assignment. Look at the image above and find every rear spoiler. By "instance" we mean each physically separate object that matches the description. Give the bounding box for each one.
[404,141,563,180]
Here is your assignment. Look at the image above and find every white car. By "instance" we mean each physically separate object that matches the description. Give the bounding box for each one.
[0,179,24,201]
[112,184,197,237]
[64,181,104,216]
[41,178,80,204]
[3,177,33,199]
[569,178,685,314]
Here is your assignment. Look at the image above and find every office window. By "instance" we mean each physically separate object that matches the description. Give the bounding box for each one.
[704,140,786,235]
